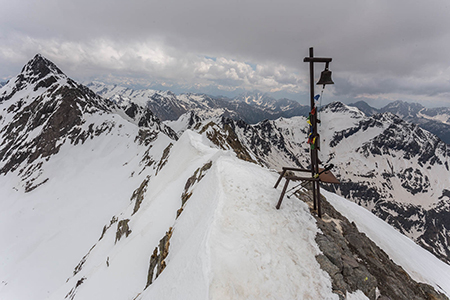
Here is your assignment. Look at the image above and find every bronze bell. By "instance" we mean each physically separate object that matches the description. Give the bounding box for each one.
[317,67,334,86]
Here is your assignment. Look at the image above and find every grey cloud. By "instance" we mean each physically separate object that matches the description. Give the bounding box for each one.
[1,0,450,106]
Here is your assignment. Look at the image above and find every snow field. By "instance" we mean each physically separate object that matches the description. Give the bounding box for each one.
[206,157,338,300]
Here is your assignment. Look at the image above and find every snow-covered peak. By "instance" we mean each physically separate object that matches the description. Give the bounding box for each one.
[0,54,70,105]
[381,100,424,118]
[233,91,276,107]
[22,54,64,75]
[322,101,365,118]
[0,55,177,192]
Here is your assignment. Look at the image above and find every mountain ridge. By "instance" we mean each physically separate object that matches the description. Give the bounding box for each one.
[1,54,450,300]
[349,100,450,144]
[87,81,310,124]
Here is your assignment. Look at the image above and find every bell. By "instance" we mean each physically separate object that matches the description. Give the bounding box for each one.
[317,68,334,86]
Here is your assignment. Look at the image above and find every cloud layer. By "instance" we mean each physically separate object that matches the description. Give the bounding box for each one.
[1,0,450,106]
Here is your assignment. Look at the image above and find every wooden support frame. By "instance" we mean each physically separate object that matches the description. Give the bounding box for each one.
[273,167,310,189]
[275,175,319,209]
[274,166,340,215]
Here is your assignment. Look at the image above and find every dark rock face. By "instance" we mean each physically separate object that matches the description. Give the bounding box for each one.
[330,117,384,147]
[358,115,449,167]
[198,118,256,163]
[0,58,114,193]
[231,118,308,168]
[122,102,178,140]
[1,54,64,101]
[310,192,449,300]
[146,228,173,287]
[115,219,132,243]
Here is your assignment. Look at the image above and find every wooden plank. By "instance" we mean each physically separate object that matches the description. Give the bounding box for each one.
[319,169,340,184]
[281,167,311,173]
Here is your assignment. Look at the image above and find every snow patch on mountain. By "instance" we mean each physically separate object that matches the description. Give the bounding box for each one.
[417,111,450,125]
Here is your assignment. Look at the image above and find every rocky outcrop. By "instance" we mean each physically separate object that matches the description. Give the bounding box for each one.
[131,176,150,215]
[199,119,256,163]
[296,190,449,300]
[115,219,132,243]
[146,228,173,287]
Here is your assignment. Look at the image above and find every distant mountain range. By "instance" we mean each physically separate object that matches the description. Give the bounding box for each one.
[87,82,310,125]
[88,82,450,144]
[350,100,450,144]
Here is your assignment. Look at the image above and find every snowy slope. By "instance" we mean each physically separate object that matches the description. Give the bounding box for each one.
[2,126,449,299]
[43,130,339,300]
[0,54,177,300]
[0,115,175,300]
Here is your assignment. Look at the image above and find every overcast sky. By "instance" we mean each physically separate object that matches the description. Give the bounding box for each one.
[1,0,450,107]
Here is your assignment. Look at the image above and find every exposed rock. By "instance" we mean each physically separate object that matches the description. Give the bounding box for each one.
[155,143,173,175]
[177,161,213,218]
[306,192,449,300]
[135,128,158,146]
[65,277,86,300]
[199,119,256,163]
[131,176,150,215]
[115,219,132,243]
[99,216,118,241]
[146,227,173,288]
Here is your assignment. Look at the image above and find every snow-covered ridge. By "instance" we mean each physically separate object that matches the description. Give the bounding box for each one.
[86,81,159,107]
[180,102,450,265]
[418,111,450,125]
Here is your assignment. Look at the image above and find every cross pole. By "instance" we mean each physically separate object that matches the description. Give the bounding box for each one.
[274,47,335,218]
[303,47,332,218]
